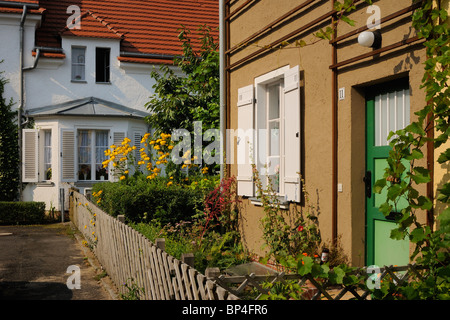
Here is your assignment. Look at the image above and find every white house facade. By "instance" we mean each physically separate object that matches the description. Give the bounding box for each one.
[0,0,218,212]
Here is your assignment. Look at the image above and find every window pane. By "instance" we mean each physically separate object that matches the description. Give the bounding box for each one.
[72,47,85,81]
[44,130,52,180]
[96,48,110,83]
[268,84,280,120]
[269,121,280,156]
[78,130,91,180]
[374,89,410,147]
[95,130,109,180]
[268,156,280,193]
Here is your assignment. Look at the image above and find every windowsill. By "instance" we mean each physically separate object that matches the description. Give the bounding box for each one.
[36,181,54,187]
[95,81,111,85]
[75,181,109,187]
[71,80,87,83]
[249,196,290,210]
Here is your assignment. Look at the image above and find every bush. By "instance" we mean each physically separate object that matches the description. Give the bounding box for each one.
[92,175,208,225]
[0,201,46,225]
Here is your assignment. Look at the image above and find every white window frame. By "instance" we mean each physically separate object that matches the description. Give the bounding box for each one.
[255,66,289,196]
[236,65,301,202]
[76,129,110,181]
[71,46,86,82]
[42,129,52,181]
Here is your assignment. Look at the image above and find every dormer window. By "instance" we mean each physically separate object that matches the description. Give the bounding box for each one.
[71,47,86,82]
[96,47,110,83]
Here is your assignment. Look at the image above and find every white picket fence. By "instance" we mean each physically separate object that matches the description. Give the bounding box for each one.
[70,190,239,300]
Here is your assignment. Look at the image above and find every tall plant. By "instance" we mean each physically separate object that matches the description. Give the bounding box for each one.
[372,0,449,299]
[0,67,19,201]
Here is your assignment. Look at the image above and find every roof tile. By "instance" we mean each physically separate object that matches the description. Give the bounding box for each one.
[28,0,219,62]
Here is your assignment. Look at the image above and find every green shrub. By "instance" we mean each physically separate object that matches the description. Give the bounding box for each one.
[0,201,46,225]
[92,175,207,225]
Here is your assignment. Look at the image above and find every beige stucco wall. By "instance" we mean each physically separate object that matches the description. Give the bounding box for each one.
[228,0,432,266]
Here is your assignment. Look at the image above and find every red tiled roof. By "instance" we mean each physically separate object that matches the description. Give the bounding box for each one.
[25,0,219,63]
[60,10,124,40]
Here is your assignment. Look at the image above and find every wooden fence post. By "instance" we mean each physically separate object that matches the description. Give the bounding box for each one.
[181,253,194,268]
[155,238,165,251]
[205,267,220,280]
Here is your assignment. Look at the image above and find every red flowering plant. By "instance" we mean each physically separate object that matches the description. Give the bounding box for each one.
[252,164,322,263]
[200,176,240,239]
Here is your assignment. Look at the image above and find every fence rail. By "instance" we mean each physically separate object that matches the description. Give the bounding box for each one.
[70,190,239,300]
[212,263,426,300]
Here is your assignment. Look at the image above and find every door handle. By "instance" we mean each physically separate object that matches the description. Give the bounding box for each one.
[363,171,372,198]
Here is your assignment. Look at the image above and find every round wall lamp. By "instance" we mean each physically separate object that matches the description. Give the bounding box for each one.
[358,29,382,49]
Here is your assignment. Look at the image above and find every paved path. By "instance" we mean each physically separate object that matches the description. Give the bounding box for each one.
[0,223,116,300]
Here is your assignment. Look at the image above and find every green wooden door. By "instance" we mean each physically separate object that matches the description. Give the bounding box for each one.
[365,82,410,267]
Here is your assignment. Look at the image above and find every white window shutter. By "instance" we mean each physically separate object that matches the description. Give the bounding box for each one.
[133,131,142,163]
[22,129,39,183]
[113,132,125,146]
[110,131,126,181]
[237,84,255,197]
[283,66,301,202]
[61,130,76,182]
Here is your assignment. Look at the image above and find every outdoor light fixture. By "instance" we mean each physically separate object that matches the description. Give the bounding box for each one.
[358,30,382,49]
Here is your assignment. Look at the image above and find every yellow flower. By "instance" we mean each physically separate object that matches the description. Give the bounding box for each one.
[124,170,129,174]
[110,144,116,149]
[156,161,161,165]
[84,225,87,229]
[167,181,173,187]
[160,140,166,145]
[168,145,174,150]
[120,175,126,180]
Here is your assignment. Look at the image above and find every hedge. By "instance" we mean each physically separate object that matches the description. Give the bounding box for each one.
[92,178,207,225]
[0,201,46,225]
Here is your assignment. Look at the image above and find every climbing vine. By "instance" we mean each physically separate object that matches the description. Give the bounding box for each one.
[372,0,450,299]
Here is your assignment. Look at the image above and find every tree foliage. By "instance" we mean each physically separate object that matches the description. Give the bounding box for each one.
[0,66,19,201]
[145,25,219,136]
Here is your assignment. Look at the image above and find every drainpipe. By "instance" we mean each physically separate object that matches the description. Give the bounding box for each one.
[18,5,41,201]
[18,5,27,201]
[219,0,225,180]
[331,0,338,246]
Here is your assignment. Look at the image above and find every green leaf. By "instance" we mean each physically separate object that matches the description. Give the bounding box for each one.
[387,183,404,200]
[410,195,431,210]
[411,166,431,184]
[437,148,450,164]
[329,266,345,284]
[410,227,427,243]
[340,15,355,26]
[379,202,393,215]
[390,227,407,240]
[373,178,386,194]
[297,256,313,276]
[406,122,426,136]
